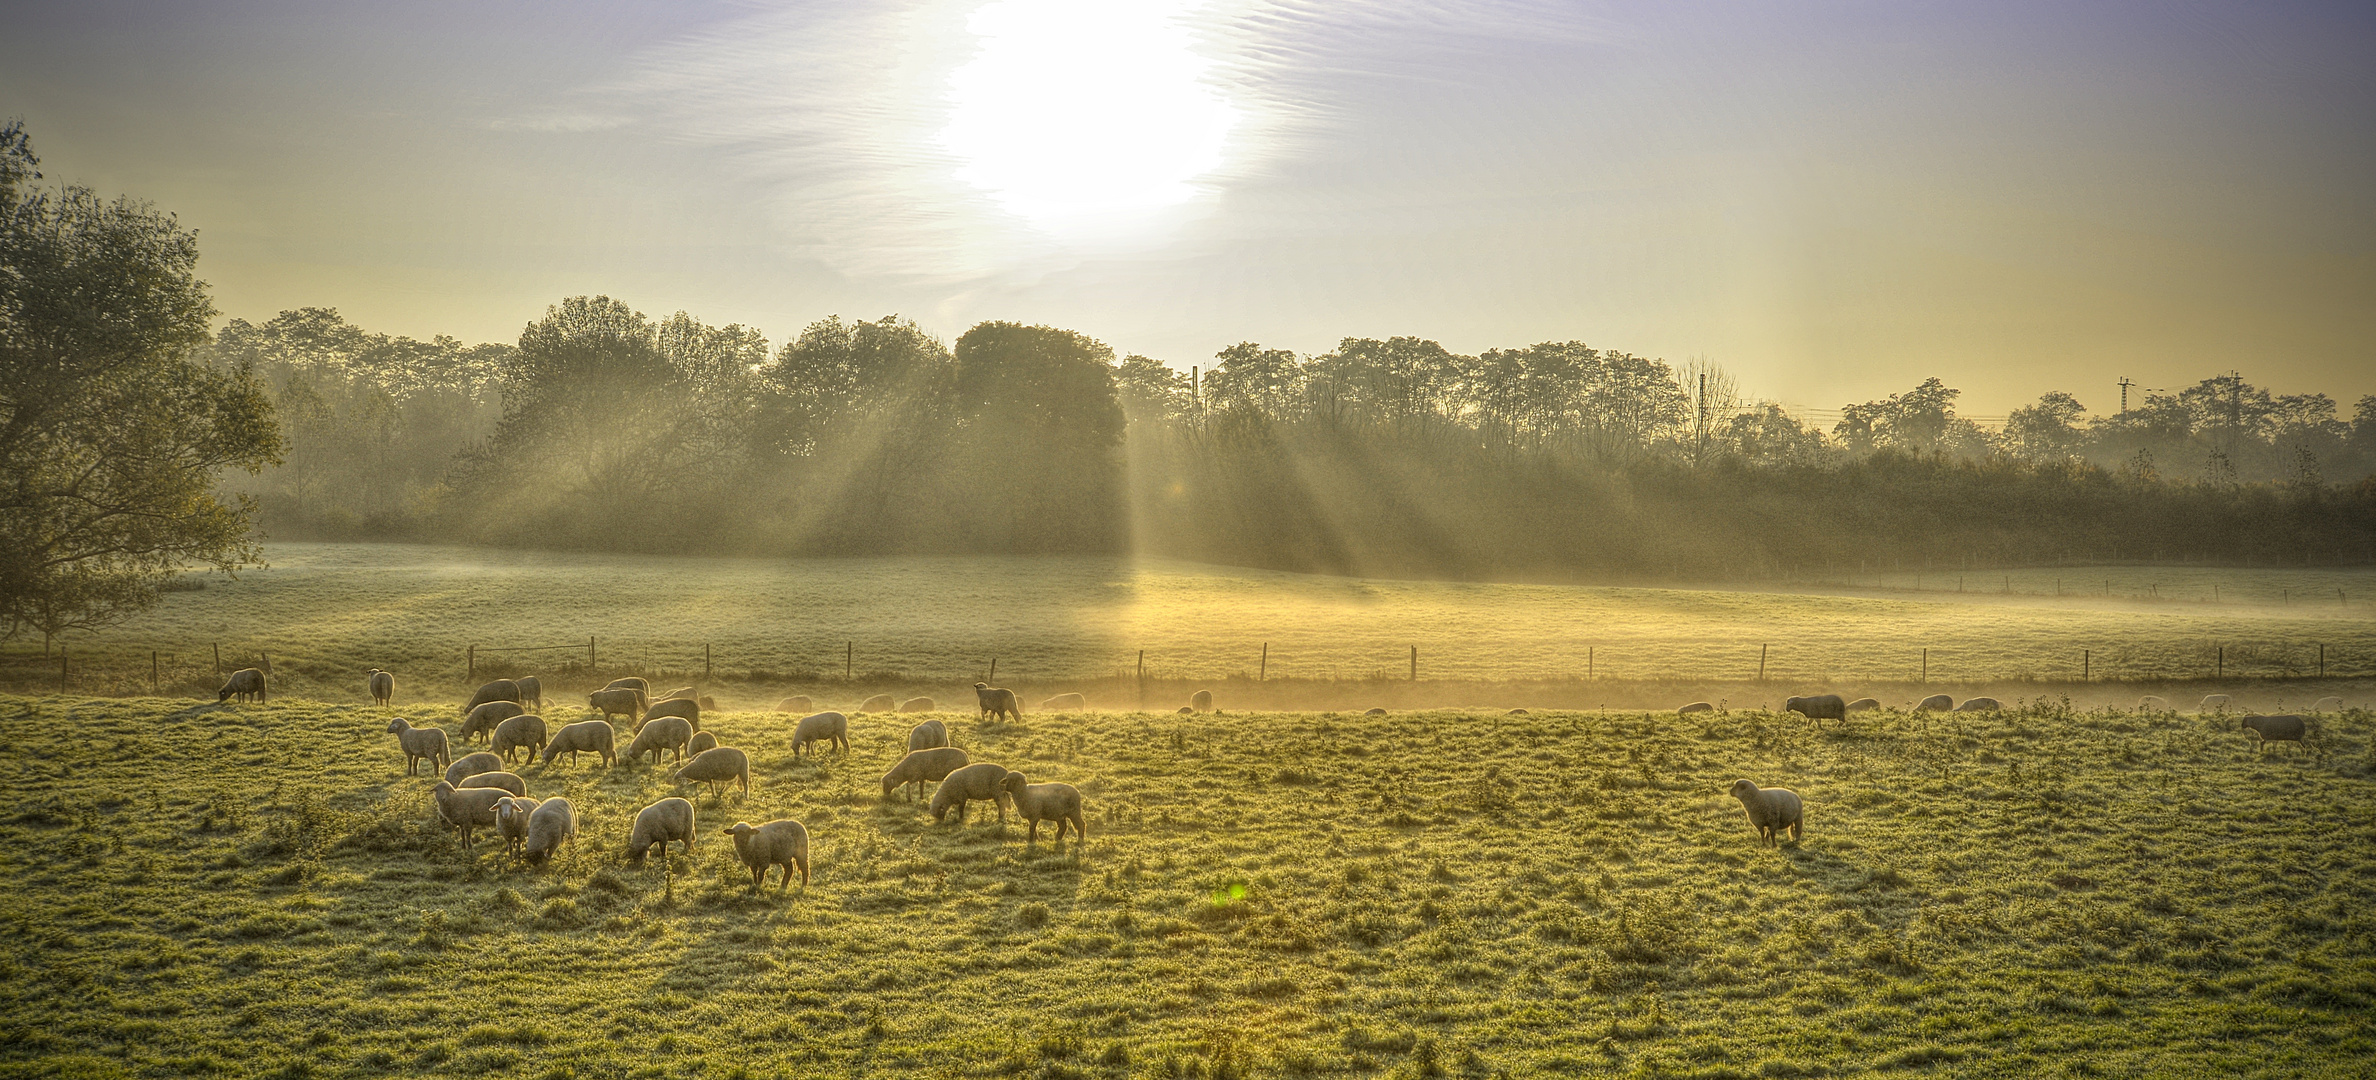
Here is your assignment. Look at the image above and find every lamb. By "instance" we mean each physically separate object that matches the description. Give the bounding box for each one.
[907,719,950,751]
[1189,689,1214,713]
[1783,694,1847,724]
[1041,693,1087,711]
[1915,694,1954,711]
[588,688,644,725]
[460,700,526,744]
[881,747,970,801]
[603,677,650,695]
[2309,696,2344,713]
[930,762,1014,824]
[385,718,451,776]
[495,796,542,860]
[2136,695,2171,711]
[898,696,935,713]
[431,780,509,849]
[792,711,849,759]
[857,694,897,714]
[2199,694,2232,712]
[974,683,1021,722]
[727,820,811,890]
[522,796,577,865]
[627,797,696,864]
[1727,779,1804,847]
[1001,770,1086,842]
[217,668,266,704]
[687,731,718,755]
[1677,702,1715,715]
[515,676,543,711]
[444,751,504,787]
[774,695,813,713]
[640,697,700,732]
[624,714,694,765]
[491,713,549,764]
[464,679,522,714]
[458,770,526,797]
[367,669,394,706]
[1845,698,1881,713]
[1953,697,2002,712]
[540,720,617,767]
[672,746,751,797]
[2240,714,2307,753]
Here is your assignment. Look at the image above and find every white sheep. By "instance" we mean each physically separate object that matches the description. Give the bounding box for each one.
[603,677,650,695]
[657,686,695,703]
[463,679,522,714]
[512,676,542,711]
[1676,701,1714,715]
[491,714,548,764]
[973,684,1021,722]
[2137,695,2171,711]
[881,747,970,801]
[588,688,644,725]
[431,780,508,850]
[367,669,394,706]
[898,696,936,713]
[672,746,750,797]
[907,719,950,751]
[1727,779,1803,847]
[217,668,266,704]
[1845,698,1880,713]
[457,771,525,797]
[1783,694,1847,723]
[1189,689,1214,713]
[624,714,694,765]
[522,796,576,865]
[1915,694,1954,711]
[857,694,897,714]
[774,695,813,713]
[1953,697,2002,712]
[495,796,542,860]
[460,699,526,745]
[727,820,811,891]
[792,711,849,759]
[444,751,504,787]
[688,731,718,755]
[540,720,617,767]
[931,762,1013,824]
[2200,694,2232,713]
[1001,770,1085,842]
[628,797,696,863]
[385,718,450,777]
[639,697,700,733]
[1041,692,1087,711]
[1362,707,1387,717]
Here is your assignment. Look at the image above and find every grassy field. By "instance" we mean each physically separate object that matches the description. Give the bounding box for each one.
[5,544,2373,706]
[3,693,2372,1078]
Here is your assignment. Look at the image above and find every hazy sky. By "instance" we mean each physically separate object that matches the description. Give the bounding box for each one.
[7,0,2373,414]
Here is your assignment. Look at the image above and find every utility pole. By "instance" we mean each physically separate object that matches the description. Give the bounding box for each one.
[2117,377,2134,414]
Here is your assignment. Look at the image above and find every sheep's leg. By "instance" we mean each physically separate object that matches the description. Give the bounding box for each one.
[795,856,809,887]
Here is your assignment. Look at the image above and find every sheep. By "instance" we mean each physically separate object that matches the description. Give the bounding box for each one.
[1783,694,1847,724]
[515,676,543,711]
[774,695,813,713]
[460,700,526,745]
[1041,692,1087,711]
[907,719,950,751]
[672,746,750,797]
[495,796,541,860]
[727,820,811,891]
[1175,706,1193,714]
[444,751,504,787]
[882,747,970,801]
[2240,714,2307,753]
[1677,701,1715,715]
[698,695,716,711]
[857,694,897,714]
[458,770,526,797]
[1953,697,2002,713]
[2200,694,2232,712]
[217,668,266,704]
[522,796,577,865]
[793,711,849,759]
[603,677,650,695]
[491,714,549,764]
[2309,696,2344,713]
[974,683,1021,722]
[627,797,696,864]
[431,780,508,849]
[1507,708,1530,716]
[367,669,394,706]
[898,696,936,713]
[1845,698,1881,713]
[1727,779,1804,847]
[640,696,700,732]
[1362,707,1387,717]
[1915,694,1954,711]
[1001,770,1086,842]
[464,679,522,714]
[541,720,617,767]
[657,686,695,703]
[1190,689,1214,713]
[930,762,1014,824]
[385,718,451,776]
[588,688,644,725]
[2137,695,2171,711]
[688,731,718,755]
[624,714,694,765]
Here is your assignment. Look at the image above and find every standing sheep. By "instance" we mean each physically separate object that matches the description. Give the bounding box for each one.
[491,714,549,764]
[639,697,700,732]
[460,700,526,744]
[385,718,451,777]
[1041,692,1087,711]
[604,677,650,695]
[898,696,936,713]
[1727,779,1804,847]
[495,796,542,860]
[1953,697,2002,713]
[1189,690,1214,713]
[541,720,617,767]
[217,668,266,704]
[515,676,543,711]
[907,719,950,751]
[624,714,695,765]
[882,747,970,801]
[1783,694,1847,724]
[974,683,1021,722]
[367,669,394,706]
[792,711,849,759]
[1915,694,1954,712]
[431,780,509,850]
[2240,714,2307,753]
[1001,770,1086,842]
[688,731,718,755]
[930,762,1014,824]
[444,751,505,787]
[522,796,577,865]
[588,688,644,725]
[627,797,696,864]
[774,695,813,713]
[672,746,751,797]
[727,820,811,891]
[464,679,522,714]
[857,694,897,713]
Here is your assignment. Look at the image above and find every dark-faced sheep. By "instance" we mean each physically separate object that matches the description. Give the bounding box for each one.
[792,711,849,759]
[640,697,700,732]
[2241,714,2307,753]
[460,700,526,745]
[930,762,1013,824]
[857,694,897,714]
[1001,770,1085,842]
[367,669,394,706]
[907,719,950,751]
[541,720,617,767]
[672,746,750,797]
[1728,779,1804,847]
[444,751,504,787]
[774,695,813,713]
[1915,694,1954,711]
[464,679,522,714]
[688,731,718,755]
[385,718,450,776]
[522,796,576,865]
[432,780,508,850]
[627,797,695,864]
[625,714,694,765]
[974,683,1021,722]
[457,771,526,797]
[898,696,935,713]
[515,676,543,711]
[727,820,811,891]
[491,714,549,764]
[1190,689,1214,713]
[882,747,970,801]
[588,688,644,725]
[1783,694,1846,724]
[217,668,265,703]
[1041,692,1086,711]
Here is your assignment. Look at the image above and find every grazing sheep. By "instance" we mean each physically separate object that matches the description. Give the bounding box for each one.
[672,746,751,797]
[1783,694,1847,724]
[444,751,504,787]
[774,695,813,713]
[603,677,650,695]
[727,820,811,891]
[930,762,1014,824]
[588,688,644,725]
[898,696,936,713]
[1677,702,1715,715]
[793,712,849,759]
[522,796,577,865]
[2137,695,2171,711]
[973,683,1021,722]
[460,700,526,744]
[688,731,718,755]
[367,669,394,706]
[491,714,549,764]
[1001,770,1086,842]
[857,694,897,714]
[495,796,541,860]
[515,676,543,711]
[540,720,617,767]
[431,780,508,849]
[881,747,970,801]
[624,714,694,765]
[1189,690,1214,713]
[657,686,695,703]
[1041,692,1086,711]
[1845,698,1881,713]
[385,718,451,776]
[457,771,526,797]
[640,697,700,732]
[2200,694,2232,712]
[2240,714,2307,753]
[627,797,696,864]
[464,679,522,714]
[1915,694,1954,711]
[1362,707,1387,717]
[1727,779,1804,847]
[217,668,266,704]
[2309,696,2344,713]
[1953,697,2002,713]
[907,719,950,751]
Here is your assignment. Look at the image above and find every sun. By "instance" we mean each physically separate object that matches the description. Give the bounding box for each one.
[940,0,1237,229]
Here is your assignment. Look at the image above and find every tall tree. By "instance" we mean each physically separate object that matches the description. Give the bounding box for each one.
[947,321,1126,552]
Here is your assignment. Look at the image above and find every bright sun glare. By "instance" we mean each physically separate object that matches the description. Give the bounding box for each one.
[941,0,1236,229]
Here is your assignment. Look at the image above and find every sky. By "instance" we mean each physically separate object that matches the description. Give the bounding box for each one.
[6,0,2373,415]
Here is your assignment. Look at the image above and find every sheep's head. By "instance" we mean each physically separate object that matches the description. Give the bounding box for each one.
[1001,771,1030,794]
[1728,779,1760,801]
[974,682,989,690]
[726,822,757,839]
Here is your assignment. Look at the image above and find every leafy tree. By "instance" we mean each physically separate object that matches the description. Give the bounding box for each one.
[2004,390,2088,461]
[947,321,1126,552]
[1112,354,1193,423]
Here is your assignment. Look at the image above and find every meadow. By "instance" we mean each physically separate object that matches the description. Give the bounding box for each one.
[2,692,2371,1079]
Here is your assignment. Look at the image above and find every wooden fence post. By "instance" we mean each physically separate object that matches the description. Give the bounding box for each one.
[1758,644,1767,683]
[1922,648,1928,683]
[589,636,596,668]
[1410,646,1417,682]
[59,650,67,695]
[2318,643,2325,678]
[213,643,221,674]
[1587,646,1593,681]
[1136,650,1144,684]
[2082,649,2089,681]
[1260,643,1267,682]
[2216,645,2223,679]
[989,658,997,684]
[846,642,853,681]
[704,644,711,681]
[152,650,159,694]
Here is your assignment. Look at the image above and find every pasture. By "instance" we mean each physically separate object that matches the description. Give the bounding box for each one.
[2,693,2371,1078]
